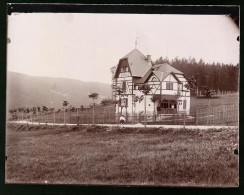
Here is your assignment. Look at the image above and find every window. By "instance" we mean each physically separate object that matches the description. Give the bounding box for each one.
[121,66,128,73]
[161,101,169,108]
[151,76,157,81]
[122,81,126,91]
[178,84,183,91]
[119,98,128,107]
[121,66,124,73]
[166,82,173,90]
[161,100,177,109]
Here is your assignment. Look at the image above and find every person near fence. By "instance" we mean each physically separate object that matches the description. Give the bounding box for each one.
[119,114,126,124]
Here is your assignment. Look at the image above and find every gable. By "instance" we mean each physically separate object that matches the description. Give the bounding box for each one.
[148,73,160,82]
[114,59,132,78]
[160,73,185,84]
[154,63,183,74]
[152,71,170,82]
[148,73,161,94]
[163,74,178,82]
[173,73,187,83]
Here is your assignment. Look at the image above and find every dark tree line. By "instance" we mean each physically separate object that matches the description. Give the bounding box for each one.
[154,57,239,95]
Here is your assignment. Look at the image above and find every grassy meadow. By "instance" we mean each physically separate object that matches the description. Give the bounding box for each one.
[190,93,239,110]
[5,124,238,187]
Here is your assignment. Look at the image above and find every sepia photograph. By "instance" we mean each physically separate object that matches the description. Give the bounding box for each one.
[5,5,239,187]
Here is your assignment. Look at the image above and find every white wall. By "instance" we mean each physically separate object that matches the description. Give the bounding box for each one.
[177,96,191,114]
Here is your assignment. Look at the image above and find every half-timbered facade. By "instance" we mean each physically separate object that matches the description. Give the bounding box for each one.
[112,49,190,121]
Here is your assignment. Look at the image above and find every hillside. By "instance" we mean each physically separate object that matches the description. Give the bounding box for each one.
[6,71,112,109]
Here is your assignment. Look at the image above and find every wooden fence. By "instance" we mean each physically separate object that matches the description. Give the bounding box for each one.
[8,104,238,126]
[196,104,238,125]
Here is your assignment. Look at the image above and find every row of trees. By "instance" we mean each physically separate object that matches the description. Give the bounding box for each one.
[154,57,239,96]
[8,104,80,123]
[9,105,82,118]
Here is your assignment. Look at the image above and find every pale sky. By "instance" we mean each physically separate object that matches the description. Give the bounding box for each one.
[7,13,239,84]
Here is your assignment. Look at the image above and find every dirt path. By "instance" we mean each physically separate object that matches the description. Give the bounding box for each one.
[8,120,238,129]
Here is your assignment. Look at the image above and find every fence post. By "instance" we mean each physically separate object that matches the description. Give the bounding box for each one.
[222,105,225,124]
[144,95,147,128]
[183,111,186,130]
[226,105,229,123]
[117,113,119,126]
[206,108,209,125]
[235,104,238,122]
[195,107,198,125]
[104,107,106,124]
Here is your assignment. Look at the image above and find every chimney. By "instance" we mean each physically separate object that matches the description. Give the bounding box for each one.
[147,55,151,64]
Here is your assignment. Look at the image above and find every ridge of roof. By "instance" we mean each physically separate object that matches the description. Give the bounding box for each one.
[123,48,146,59]
[135,63,184,84]
[153,63,183,74]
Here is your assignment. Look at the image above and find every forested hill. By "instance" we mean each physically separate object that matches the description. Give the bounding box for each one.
[7,71,112,110]
[154,57,239,92]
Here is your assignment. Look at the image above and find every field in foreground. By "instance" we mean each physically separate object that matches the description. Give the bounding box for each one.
[5,124,238,187]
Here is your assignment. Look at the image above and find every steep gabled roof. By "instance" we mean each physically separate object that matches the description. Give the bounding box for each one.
[153,63,183,74]
[118,49,152,77]
[136,63,183,84]
[134,69,152,84]
[153,71,171,82]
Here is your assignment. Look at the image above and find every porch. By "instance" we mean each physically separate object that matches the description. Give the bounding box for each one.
[155,95,178,114]
[157,108,177,114]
